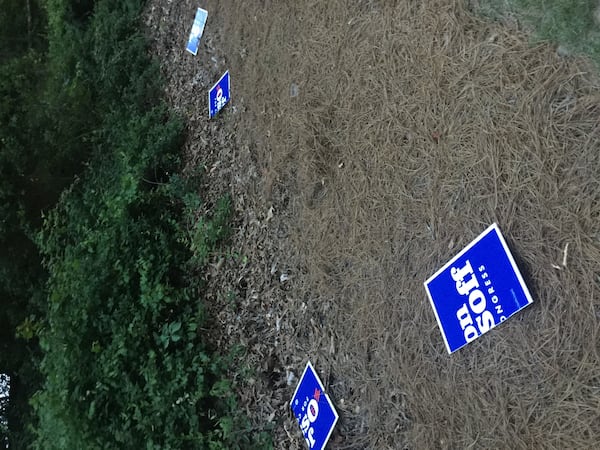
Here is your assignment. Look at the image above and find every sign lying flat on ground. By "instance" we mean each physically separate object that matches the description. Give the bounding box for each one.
[186,8,208,55]
[424,223,534,353]
[290,361,339,450]
[208,70,230,118]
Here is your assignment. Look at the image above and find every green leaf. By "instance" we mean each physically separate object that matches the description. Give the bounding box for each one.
[169,321,182,333]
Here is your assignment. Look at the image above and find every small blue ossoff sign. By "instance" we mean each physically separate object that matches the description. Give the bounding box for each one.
[424,223,534,353]
[186,8,208,56]
[208,71,230,118]
[290,362,339,450]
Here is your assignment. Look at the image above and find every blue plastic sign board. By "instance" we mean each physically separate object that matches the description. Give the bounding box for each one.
[186,8,208,56]
[290,361,339,450]
[424,223,534,353]
[208,71,230,118]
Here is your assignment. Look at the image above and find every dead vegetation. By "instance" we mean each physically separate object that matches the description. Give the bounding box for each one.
[149,0,600,448]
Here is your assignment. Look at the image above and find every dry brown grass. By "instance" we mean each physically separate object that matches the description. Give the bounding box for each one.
[207,0,600,448]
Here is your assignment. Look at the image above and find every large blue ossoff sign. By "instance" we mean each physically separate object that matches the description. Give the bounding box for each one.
[290,362,339,450]
[425,223,534,353]
[208,70,230,118]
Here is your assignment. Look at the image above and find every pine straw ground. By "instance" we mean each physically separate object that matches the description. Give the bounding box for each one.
[149,0,600,448]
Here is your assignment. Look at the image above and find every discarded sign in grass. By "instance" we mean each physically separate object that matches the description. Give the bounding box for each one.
[425,223,534,353]
[186,8,209,56]
[291,362,339,450]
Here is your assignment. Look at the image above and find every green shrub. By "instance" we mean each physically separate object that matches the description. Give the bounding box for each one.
[189,196,232,265]
[24,0,273,448]
[35,104,269,449]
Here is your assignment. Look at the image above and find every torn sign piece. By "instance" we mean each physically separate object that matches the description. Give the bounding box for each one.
[186,8,208,56]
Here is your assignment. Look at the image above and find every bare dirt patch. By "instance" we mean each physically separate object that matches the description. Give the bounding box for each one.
[147,0,600,448]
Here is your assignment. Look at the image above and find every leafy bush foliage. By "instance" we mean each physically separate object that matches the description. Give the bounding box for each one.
[1,0,274,448]
[35,104,240,449]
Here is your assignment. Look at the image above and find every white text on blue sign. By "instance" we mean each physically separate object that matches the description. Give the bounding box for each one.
[208,71,231,118]
[290,362,339,450]
[425,223,534,353]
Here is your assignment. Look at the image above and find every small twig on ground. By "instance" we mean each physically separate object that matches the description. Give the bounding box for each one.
[562,242,569,268]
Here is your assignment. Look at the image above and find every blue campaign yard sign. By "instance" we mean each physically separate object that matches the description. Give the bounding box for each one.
[208,71,231,118]
[186,8,208,56]
[424,223,534,353]
[290,361,339,450]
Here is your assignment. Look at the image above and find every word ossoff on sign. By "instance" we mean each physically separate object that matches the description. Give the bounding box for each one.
[290,362,338,450]
[424,223,534,353]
